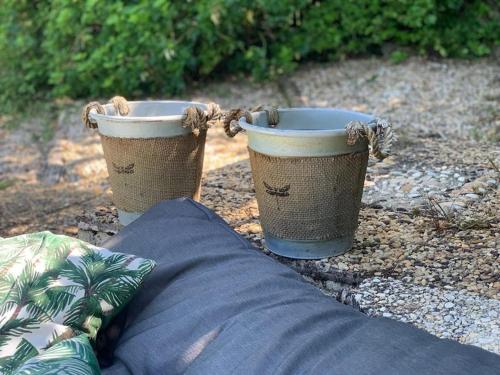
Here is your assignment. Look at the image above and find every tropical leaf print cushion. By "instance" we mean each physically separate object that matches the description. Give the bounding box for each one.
[12,335,100,375]
[0,231,155,374]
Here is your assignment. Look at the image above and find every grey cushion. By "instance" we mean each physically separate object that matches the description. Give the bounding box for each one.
[102,198,500,375]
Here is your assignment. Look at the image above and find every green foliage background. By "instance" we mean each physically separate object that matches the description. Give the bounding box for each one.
[1,0,498,111]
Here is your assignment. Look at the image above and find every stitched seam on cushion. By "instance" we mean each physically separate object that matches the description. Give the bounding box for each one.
[186,199,255,250]
[186,198,213,220]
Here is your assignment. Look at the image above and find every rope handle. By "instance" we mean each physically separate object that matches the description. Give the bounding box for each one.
[81,96,129,129]
[82,96,221,132]
[345,118,395,160]
[109,96,129,116]
[223,106,279,137]
[182,103,222,132]
[82,98,393,161]
[81,102,104,129]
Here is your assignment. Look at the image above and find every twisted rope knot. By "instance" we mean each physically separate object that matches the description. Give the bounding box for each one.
[346,118,394,160]
[223,109,246,137]
[183,102,222,132]
[222,106,278,137]
[81,102,105,129]
[82,96,129,129]
[109,96,129,116]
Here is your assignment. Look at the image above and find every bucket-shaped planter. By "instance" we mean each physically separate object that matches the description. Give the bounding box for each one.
[83,98,218,225]
[229,108,393,259]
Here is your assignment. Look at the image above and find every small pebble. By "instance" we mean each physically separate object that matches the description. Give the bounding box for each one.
[440,201,466,212]
[444,293,455,301]
[486,179,497,187]
[326,281,342,290]
[465,193,480,200]
[337,262,348,270]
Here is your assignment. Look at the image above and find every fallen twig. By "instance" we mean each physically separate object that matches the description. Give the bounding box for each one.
[284,261,362,286]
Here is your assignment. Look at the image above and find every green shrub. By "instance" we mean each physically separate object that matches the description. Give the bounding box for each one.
[1,0,498,112]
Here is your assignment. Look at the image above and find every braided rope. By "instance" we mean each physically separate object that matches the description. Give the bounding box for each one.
[346,118,394,160]
[82,96,130,129]
[182,102,222,132]
[81,102,105,129]
[109,96,129,116]
[222,106,279,137]
[223,109,245,137]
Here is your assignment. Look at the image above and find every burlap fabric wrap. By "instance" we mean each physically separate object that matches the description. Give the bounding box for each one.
[81,97,222,215]
[249,148,369,241]
[100,131,206,213]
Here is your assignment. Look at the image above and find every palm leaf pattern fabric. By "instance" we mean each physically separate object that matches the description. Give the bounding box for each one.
[0,232,155,374]
[12,335,100,375]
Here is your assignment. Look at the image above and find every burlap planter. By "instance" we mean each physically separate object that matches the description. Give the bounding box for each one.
[248,149,368,241]
[236,108,393,259]
[86,101,209,225]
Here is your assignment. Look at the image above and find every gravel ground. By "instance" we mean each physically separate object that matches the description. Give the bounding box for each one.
[1,56,499,353]
[352,277,500,353]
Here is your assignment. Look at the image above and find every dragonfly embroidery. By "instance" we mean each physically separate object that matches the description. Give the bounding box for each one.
[112,163,135,174]
[264,182,290,210]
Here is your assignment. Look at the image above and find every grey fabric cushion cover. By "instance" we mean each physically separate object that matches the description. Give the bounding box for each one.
[101,198,500,375]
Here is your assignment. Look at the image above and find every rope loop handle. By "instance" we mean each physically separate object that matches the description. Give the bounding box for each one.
[109,96,129,116]
[346,118,395,160]
[81,96,130,129]
[223,108,245,137]
[223,106,279,137]
[182,102,222,133]
[81,102,105,129]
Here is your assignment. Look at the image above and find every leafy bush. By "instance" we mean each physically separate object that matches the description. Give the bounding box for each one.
[1,0,498,111]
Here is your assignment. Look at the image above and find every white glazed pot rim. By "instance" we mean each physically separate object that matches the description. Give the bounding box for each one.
[239,108,375,138]
[89,100,207,123]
